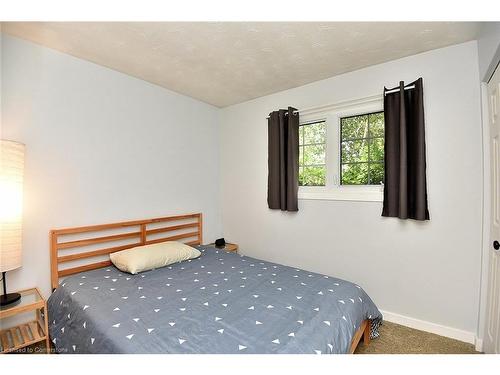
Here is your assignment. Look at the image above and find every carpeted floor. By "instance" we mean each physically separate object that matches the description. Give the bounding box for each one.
[355,321,479,354]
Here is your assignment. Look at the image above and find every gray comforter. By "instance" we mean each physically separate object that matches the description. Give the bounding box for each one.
[48,246,382,353]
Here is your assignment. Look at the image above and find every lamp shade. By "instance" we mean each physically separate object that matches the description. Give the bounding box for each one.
[0,140,25,272]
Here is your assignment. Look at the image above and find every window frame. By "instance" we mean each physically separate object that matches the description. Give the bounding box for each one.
[298,119,328,187]
[297,98,384,202]
[339,110,385,186]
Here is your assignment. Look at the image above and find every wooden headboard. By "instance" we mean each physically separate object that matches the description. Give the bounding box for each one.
[50,213,202,290]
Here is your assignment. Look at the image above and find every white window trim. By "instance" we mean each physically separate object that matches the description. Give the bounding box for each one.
[298,96,384,202]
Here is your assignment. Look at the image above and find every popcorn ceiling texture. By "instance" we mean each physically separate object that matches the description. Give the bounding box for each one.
[2,22,479,107]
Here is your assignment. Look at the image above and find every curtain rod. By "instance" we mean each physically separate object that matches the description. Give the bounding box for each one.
[266,85,415,120]
[384,84,415,96]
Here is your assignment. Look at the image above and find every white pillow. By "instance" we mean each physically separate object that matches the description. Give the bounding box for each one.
[110,241,201,274]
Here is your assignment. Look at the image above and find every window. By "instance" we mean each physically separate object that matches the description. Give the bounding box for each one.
[297,97,385,202]
[299,121,326,186]
[340,112,384,185]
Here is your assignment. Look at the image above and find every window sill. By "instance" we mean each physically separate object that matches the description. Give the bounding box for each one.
[298,187,383,202]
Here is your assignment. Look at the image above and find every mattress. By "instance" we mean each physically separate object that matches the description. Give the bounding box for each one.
[47,245,382,353]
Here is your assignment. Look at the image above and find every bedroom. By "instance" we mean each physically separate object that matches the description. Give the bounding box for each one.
[0,0,499,372]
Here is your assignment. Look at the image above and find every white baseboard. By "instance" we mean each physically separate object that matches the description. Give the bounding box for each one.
[475,338,483,352]
[380,309,477,345]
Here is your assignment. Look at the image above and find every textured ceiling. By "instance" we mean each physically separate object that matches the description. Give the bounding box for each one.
[2,22,479,107]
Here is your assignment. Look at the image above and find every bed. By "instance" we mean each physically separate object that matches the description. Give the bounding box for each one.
[47,213,382,354]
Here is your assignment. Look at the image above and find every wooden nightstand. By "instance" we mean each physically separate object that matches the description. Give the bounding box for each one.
[0,288,49,354]
[209,242,239,253]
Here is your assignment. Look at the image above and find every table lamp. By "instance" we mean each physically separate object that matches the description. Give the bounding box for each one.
[0,139,25,307]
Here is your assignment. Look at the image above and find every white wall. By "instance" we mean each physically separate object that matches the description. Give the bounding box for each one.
[477,22,500,81]
[219,41,483,336]
[0,34,222,298]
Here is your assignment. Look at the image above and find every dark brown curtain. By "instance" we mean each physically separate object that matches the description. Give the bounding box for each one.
[382,78,429,220]
[267,107,299,211]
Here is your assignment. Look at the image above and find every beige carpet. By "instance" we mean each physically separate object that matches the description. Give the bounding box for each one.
[355,321,479,354]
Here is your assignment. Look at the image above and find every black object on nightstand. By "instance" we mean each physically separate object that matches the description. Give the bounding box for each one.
[215,238,226,248]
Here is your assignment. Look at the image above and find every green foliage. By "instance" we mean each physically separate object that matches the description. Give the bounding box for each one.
[341,115,368,140]
[341,140,369,163]
[301,144,325,165]
[370,138,384,162]
[369,163,384,184]
[299,121,327,186]
[302,122,326,144]
[369,112,384,137]
[340,111,385,185]
[342,163,368,185]
[299,166,326,186]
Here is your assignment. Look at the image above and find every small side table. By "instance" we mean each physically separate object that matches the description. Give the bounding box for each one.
[0,288,49,354]
[209,242,239,253]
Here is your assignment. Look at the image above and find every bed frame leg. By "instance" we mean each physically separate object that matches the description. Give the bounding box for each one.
[363,320,371,346]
